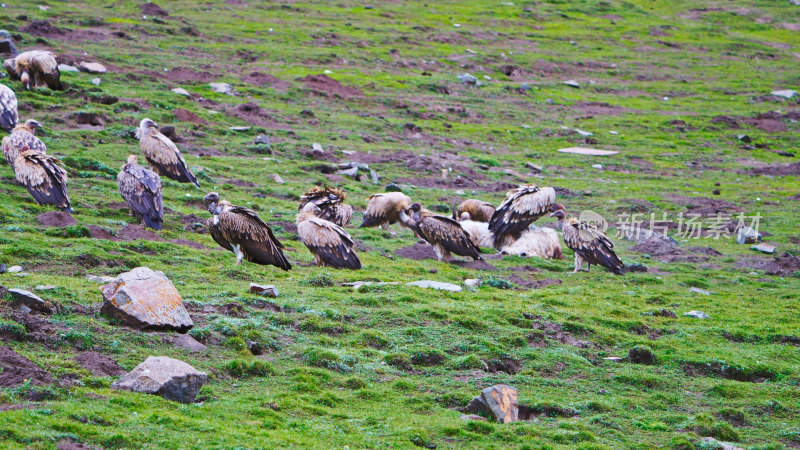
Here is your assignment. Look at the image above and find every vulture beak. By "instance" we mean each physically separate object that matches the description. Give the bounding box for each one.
[29,120,43,129]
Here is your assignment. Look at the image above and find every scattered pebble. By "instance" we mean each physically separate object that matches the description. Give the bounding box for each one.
[609,130,619,135]
[86,274,116,283]
[689,287,710,295]
[91,78,101,86]
[770,89,798,99]
[79,62,107,74]
[574,128,593,136]
[271,174,284,184]
[457,73,479,85]
[406,280,462,292]
[58,64,79,73]
[254,134,271,146]
[249,283,279,297]
[557,147,619,156]
[562,79,580,88]
[209,82,234,95]
[684,310,711,319]
[736,226,762,244]
[35,285,56,291]
[171,88,190,96]
[464,279,481,288]
[229,126,250,131]
[7,265,23,273]
[752,243,776,254]
[592,164,603,169]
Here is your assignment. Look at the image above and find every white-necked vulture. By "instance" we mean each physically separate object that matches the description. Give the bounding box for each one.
[118,155,163,230]
[5,50,62,90]
[400,203,482,262]
[14,149,72,212]
[0,83,18,131]
[296,204,362,269]
[488,184,559,250]
[203,192,291,270]
[452,198,495,222]
[298,186,353,227]
[551,209,624,275]
[360,191,412,233]
[3,119,46,170]
[136,118,200,187]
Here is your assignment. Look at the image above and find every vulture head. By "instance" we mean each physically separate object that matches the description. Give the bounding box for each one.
[408,202,424,222]
[126,154,138,165]
[203,191,220,207]
[3,58,17,78]
[297,202,321,222]
[550,208,567,229]
[23,119,43,134]
[20,71,31,90]
[136,118,158,139]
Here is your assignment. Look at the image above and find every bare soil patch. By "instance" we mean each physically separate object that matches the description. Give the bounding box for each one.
[241,71,290,91]
[37,211,77,227]
[116,225,166,242]
[451,260,496,270]
[0,346,54,387]
[141,2,169,16]
[736,253,800,277]
[664,194,740,216]
[394,243,436,260]
[508,275,562,290]
[158,68,217,84]
[87,225,117,241]
[74,351,125,376]
[173,109,208,125]
[298,74,362,98]
[746,162,800,177]
[528,320,592,348]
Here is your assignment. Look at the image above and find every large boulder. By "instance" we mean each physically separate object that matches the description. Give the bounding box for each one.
[112,356,207,403]
[8,288,55,314]
[100,267,193,332]
[464,384,519,423]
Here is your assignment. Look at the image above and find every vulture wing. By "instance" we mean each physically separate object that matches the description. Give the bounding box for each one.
[218,206,291,270]
[360,192,410,228]
[489,186,556,249]
[140,133,200,187]
[316,203,353,227]
[3,131,47,169]
[0,84,18,131]
[207,216,231,251]
[118,164,163,230]
[418,215,482,260]
[31,52,62,91]
[14,152,71,210]
[563,221,624,275]
[299,217,361,269]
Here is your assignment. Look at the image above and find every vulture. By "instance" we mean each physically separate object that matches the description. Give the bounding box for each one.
[3,119,46,170]
[4,50,62,90]
[452,198,495,222]
[400,203,482,262]
[136,118,200,187]
[298,186,353,227]
[14,149,72,211]
[460,219,563,259]
[360,191,412,234]
[488,184,560,250]
[0,83,18,131]
[203,192,291,270]
[117,155,163,230]
[296,204,362,269]
[551,209,624,275]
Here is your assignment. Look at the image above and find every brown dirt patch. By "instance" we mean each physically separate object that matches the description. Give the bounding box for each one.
[507,275,562,290]
[268,221,298,234]
[528,320,592,348]
[141,2,169,16]
[298,74,362,98]
[629,237,699,263]
[395,176,481,190]
[241,71,290,91]
[20,20,66,38]
[87,225,117,241]
[394,243,436,260]
[736,253,800,277]
[0,309,58,345]
[173,109,208,125]
[37,211,77,227]
[573,101,636,117]
[158,68,216,84]
[451,260,496,270]
[0,346,54,387]
[116,225,166,242]
[664,194,740,216]
[226,102,284,129]
[746,162,800,177]
[171,239,208,250]
[74,352,125,377]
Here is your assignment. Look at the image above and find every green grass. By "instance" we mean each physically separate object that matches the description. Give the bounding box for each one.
[0,0,799,448]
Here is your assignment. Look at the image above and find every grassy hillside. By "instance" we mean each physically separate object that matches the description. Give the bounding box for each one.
[0,0,798,448]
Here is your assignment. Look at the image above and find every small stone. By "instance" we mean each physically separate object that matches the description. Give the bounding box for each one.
[246,339,264,355]
[627,346,656,365]
[770,89,798,99]
[58,64,79,73]
[459,414,487,421]
[406,280,462,292]
[609,130,619,135]
[562,79,580,88]
[604,356,624,362]
[171,88,190,96]
[699,437,744,450]
[254,134,271,146]
[574,128,593,136]
[79,62,107,74]
[229,126,251,131]
[91,78,101,86]
[271,174,284,184]
[86,274,115,283]
[12,273,29,277]
[464,279,481,288]
[457,73,478,85]
[112,356,207,403]
[592,164,603,169]
[18,305,31,314]
[684,310,711,319]
[171,334,208,353]
[0,264,5,274]
[7,265,22,273]
[338,166,359,178]
[370,169,380,184]
[209,82,233,95]
[250,283,278,297]
[689,287,710,295]
[520,83,530,91]
[525,162,543,173]
[8,288,53,314]
[38,5,49,10]
[312,143,323,152]
[736,226,762,244]
[752,243,776,254]
[737,134,751,143]
[557,147,619,156]
[35,285,56,291]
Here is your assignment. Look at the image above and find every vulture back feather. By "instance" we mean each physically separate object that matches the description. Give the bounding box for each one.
[562,217,624,275]
[489,185,556,250]
[360,192,411,228]
[137,118,200,187]
[3,120,46,170]
[0,84,18,131]
[297,208,361,269]
[298,186,353,226]
[14,150,71,211]
[411,206,482,261]
[118,157,164,230]
[452,198,496,222]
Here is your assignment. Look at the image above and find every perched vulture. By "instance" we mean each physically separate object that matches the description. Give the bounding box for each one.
[400,203,482,262]
[0,83,18,131]
[203,192,291,270]
[5,50,62,90]
[488,185,559,250]
[360,192,412,233]
[136,118,200,187]
[3,119,46,170]
[296,204,362,269]
[460,219,563,259]
[298,186,353,227]
[452,198,495,222]
[117,155,163,230]
[551,209,624,275]
[14,149,72,211]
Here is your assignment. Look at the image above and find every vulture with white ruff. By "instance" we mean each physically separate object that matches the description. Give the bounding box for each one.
[488,184,560,250]
[460,219,563,259]
[4,50,62,90]
[136,118,200,187]
[3,119,46,170]
[14,149,72,211]
[551,209,624,275]
[118,155,163,230]
[452,198,495,222]
[296,203,362,269]
[298,186,353,227]
[360,191,413,234]
[0,83,18,131]
[203,192,291,270]
[400,203,482,262]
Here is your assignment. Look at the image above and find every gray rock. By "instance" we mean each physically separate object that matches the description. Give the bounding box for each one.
[79,62,107,74]
[337,166,359,178]
[7,265,23,273]
[312,142,324,152]
[771,89,798,99]
[464,279,481,288]
[689,287,710,295]
[254,134,271,146]
[171,334,208,353]
[57,64,79,73]
[751,243,776,254]
[699,437,744,450]
[737,226,761,244]
[385,183,403,193]
[271,174,284,184]
[684,310,711,319]
[112,356,207,403]
[90,78,101,86]
[209,82,233,95]
[737,134,751,143]
[35,285,56,291]
[0,36,17,55]
[12,273,29,277]
[250,283,278,297]
[100,267,193,332]
[562,79,580,88]
[87,274,115,283]
[406,280,462,292]
[229,126,250,131]
[370,169,380,184]
[574,128,593,137]
[459,414,487,421]
[0,263,5,274]
[8,288,53,314]
[464,384,519,423]
[457,73,478,85]
[628,346,656,365]
[520,83,531,91]
[171,87,190,96]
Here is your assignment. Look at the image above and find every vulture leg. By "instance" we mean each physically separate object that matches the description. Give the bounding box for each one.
[233,244,244,265]
[573,253,582,273]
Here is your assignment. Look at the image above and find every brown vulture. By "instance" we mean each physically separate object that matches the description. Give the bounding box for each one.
[3,119,46,170]
[298,186,353,227]
[14,149,72,212]
[136,118,200,187]
[551,209,624,275]
[360,192,412,234]
[0,83,18,131]
[4,50,62,90]
[400,203,482,262]
[203,192,291,270]
[488,185,560,250]
[452,198,495,222]
[118,155,163,230]
[296,204,362,269]
[460,219,563,259]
